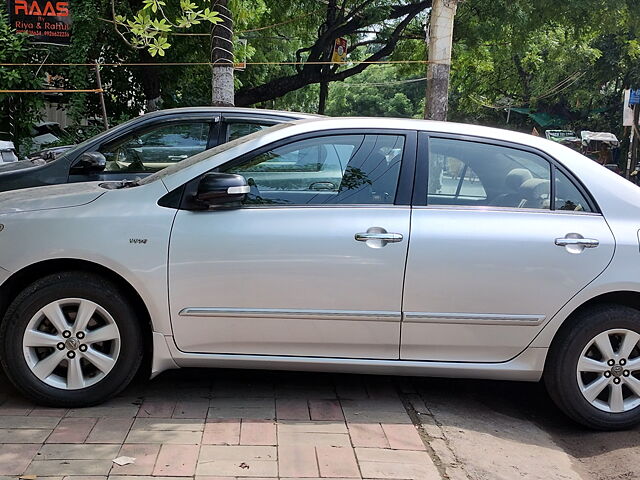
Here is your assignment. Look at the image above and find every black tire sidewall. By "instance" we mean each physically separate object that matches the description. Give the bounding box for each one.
[545,304,640,430]
[0,272,143,407]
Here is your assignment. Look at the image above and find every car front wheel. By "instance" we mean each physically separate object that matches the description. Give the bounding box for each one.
[0,272,143,407]
[545,304,640,430]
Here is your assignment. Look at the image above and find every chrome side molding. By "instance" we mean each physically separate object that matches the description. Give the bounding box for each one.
[179,307,401,322]
[179,308,545,326]
[403,312,546,326]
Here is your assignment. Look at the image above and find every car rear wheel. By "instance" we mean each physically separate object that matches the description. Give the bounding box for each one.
[545,304,640,430]
[0,272,143,407]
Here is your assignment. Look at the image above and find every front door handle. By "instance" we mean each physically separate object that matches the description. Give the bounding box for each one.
[355,227,403,248]
[168,155,188,160]
[555,233,599,253]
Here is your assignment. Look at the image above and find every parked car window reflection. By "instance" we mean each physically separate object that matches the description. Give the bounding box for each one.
[227,122,272,142]
[100,122,210,173]
[222,134,405,205]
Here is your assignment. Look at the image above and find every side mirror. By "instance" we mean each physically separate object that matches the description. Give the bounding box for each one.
[193,172,249,209]
[71,151,106,173]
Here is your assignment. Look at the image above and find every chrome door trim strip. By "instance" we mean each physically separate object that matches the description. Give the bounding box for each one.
[179,307,401,322]
[403,312,546,326]
[411,205,602,216]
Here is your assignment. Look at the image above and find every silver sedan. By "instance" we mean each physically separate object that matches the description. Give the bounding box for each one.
[0,117,638,430]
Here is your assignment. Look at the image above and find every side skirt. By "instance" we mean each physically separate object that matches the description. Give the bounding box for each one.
[153,333,547,382]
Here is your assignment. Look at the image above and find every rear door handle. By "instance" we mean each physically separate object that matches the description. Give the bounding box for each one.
[355,232,403,242]
[555,238,599,248]
[555,234,599,254]
[168,155,188,160]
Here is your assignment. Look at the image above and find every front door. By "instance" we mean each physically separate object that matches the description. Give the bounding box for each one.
[169,131,415,359]
[401,135,615,362]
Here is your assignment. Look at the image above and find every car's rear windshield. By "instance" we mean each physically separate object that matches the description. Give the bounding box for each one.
[138,122,292,185]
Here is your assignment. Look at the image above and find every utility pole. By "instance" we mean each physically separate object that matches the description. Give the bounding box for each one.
[94,62,109,130]
[211,0,234,107]
[424,0,458,121]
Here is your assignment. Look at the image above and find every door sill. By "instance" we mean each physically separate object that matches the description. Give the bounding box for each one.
[157,334,546,382]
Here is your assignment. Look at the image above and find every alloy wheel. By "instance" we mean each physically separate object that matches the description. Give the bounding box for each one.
[577,328,640,413]
[21,298,121,390]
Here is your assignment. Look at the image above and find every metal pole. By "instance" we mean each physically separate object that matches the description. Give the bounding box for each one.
[627,127,634,179]
[630,105,640,180]
[94,62,109,130]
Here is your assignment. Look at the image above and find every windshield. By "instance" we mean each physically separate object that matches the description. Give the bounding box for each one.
[139,122,292,185]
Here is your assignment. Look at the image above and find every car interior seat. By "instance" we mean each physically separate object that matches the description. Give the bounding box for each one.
[493,168,533,207]
[518,178,550,209]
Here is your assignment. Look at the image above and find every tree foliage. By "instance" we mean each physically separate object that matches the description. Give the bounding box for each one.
[234,0,431,106]
[112,0,221,57]
[449,0,640,133]
[0,4,43,147]
[325,66,423,117]
[3,0,640,151]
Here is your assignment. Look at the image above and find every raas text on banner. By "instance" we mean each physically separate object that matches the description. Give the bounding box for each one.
[8,0,71,46]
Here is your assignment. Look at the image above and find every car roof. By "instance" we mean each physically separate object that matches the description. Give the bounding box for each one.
[137,106,321,120]
[286,116,552,149]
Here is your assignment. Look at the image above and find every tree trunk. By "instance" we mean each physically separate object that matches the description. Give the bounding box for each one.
[318,81,329,114]
[137,51,162,112]
[424,0,458,121]
[317,0,337,114]
[211,0,234,106]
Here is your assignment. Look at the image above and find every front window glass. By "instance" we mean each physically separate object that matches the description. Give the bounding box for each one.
[100,122,210,173]
[221,134,405,205]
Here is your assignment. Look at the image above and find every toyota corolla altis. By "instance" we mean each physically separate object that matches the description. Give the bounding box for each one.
[0,117,639,430]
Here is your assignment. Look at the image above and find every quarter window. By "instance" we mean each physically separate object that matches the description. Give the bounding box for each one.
[555,168,592,212]
[222,134,405,205]
[427,138,551,209]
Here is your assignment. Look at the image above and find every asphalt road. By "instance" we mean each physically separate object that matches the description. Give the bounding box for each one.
[410,376,640,480]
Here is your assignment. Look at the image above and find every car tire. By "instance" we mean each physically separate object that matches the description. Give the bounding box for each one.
[545,303,640,430]
[0,271,143,407]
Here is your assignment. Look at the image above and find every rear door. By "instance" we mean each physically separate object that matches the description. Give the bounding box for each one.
[401,133,615,362]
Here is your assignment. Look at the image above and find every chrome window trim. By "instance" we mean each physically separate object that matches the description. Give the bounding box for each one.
[412,204,602,216]
[179,307,401,322]
[238,204,411,210]
[404,312,546,326]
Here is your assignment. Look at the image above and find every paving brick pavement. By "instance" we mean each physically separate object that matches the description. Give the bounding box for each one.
[0,369,439,480]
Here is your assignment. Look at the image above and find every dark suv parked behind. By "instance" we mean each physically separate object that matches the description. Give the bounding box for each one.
[0,107,317,192]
